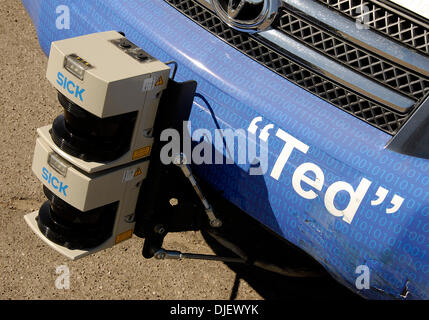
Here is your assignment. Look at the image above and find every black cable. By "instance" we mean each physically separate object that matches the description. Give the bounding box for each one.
[164,60,178,79]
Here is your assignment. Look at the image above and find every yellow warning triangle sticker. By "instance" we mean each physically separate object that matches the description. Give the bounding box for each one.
[134,167,143,177]
[155,76,164,87]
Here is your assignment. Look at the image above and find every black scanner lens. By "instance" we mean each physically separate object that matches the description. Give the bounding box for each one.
[51,92,137,162]
[37,186,117,250]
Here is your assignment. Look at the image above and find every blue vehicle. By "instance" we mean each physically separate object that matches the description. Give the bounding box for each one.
[22,0,429,299]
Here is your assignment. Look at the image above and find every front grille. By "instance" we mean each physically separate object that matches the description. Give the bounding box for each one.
[314,0,429,56]
[166,0,408,134]
[277,8,429,101]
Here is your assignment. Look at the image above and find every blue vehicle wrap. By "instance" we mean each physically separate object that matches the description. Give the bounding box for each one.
[22,0,429,299]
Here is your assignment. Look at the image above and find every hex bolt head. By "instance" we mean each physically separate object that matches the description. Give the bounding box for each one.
[154,224,166,235]
[119,39,131,48]
[137,52,148,61]
[155,251,166,259]
[210,219,223,228]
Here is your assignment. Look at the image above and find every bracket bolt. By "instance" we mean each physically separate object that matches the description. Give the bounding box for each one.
[154,224,166,235]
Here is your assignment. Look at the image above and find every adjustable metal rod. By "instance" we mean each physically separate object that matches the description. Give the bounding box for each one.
[154,249,245,264]
[173,153,222,228]
[206,230,324,278]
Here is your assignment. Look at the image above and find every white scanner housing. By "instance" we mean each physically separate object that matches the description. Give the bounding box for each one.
[25,31,170,260]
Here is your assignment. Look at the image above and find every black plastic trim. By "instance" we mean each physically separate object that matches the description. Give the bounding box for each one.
[386,95,429,159]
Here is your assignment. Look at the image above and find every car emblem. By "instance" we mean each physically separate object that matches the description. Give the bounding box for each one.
[212,0,280,32]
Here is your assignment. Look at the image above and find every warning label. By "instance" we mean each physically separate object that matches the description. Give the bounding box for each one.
[155,76,164,87]
[134,167,143,177]
[132,146,151,160]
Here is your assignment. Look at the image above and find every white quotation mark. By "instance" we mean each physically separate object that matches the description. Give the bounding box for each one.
[56,5,70,30]
[247,117,274,142]
[371,186,404,214]
[55,265,70,290]
[355,265,370,290]
[356,5,371,30]
[247,117,271,176]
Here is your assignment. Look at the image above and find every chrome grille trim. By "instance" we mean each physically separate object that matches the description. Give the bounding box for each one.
[258,29,414,111]
[277,7,429,101]
[165,0,408,134]
[281,0,429,78]
[314,0,429,56]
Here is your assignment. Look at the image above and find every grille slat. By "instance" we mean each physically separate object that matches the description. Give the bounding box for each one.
[314,0,429,56]
[277,9,429,101]
[166,0,408,134]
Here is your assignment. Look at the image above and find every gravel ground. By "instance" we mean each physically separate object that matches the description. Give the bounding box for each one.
[0,0,262,300]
